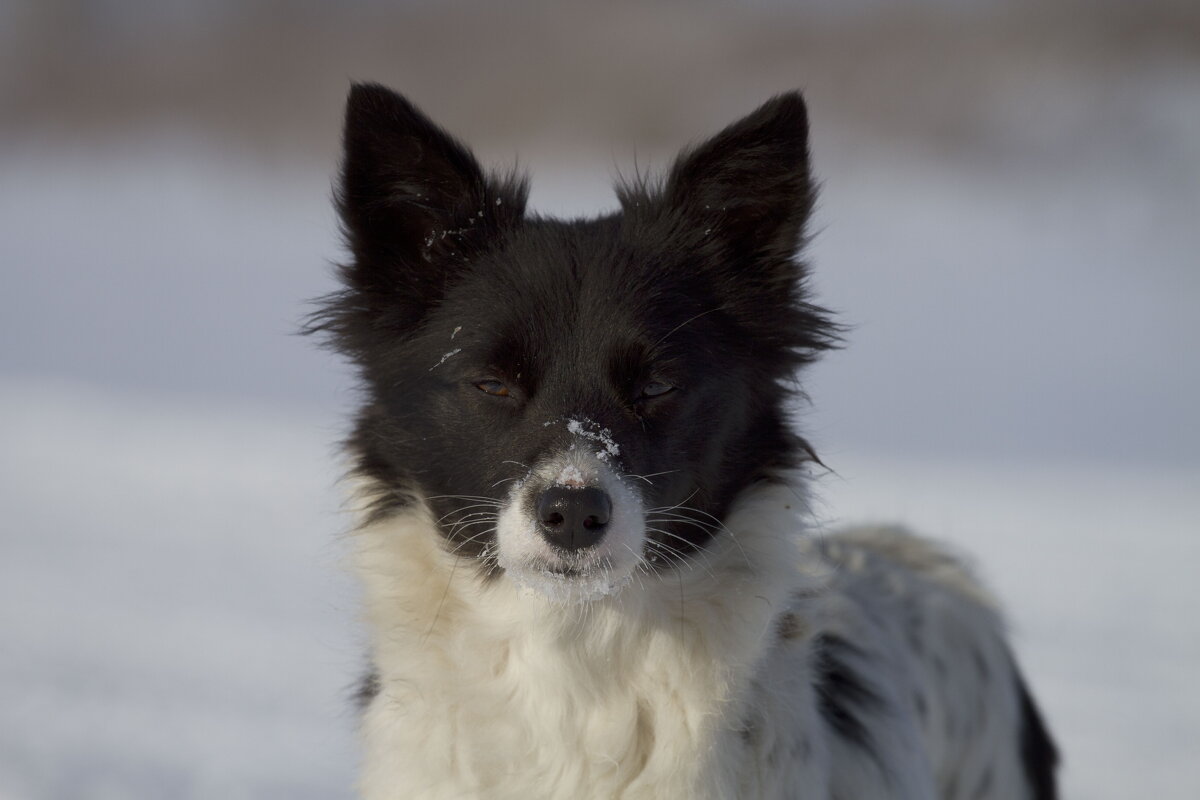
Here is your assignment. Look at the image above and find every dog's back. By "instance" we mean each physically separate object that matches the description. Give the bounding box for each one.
[758,527,1059,799]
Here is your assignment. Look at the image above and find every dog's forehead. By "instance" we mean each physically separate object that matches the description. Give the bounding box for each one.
[455,224,670,348]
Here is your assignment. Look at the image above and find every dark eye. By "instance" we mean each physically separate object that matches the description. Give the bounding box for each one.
[639,381,676,400]
[475,380,510,397]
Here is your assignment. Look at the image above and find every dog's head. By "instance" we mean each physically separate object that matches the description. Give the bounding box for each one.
[313,84,837,602]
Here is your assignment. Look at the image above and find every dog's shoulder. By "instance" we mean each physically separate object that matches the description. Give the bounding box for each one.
[786,526,1054,800]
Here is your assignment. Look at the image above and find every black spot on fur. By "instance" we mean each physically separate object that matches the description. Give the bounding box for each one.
[1015,669,1059,800]
[777,611,806,641]
[354,669,381,710]
[737,706,764,747]
[815,634,884,758]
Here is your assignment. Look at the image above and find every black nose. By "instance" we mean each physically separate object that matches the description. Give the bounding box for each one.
[536,486,612,551]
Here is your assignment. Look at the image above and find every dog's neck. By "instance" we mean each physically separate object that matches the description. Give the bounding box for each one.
[350,477,823,798]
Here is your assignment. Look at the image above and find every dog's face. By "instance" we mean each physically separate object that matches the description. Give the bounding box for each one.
[314,84,836,601]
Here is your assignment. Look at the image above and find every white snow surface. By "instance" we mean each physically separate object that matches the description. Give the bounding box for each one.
[0,381,361,799]
[1,381,1197,799]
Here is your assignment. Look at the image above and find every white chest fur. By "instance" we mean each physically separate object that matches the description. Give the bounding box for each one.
[352,480,828,799]
[350,479,1031,800]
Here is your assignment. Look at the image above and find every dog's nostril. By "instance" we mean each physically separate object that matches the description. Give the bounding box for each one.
[536,486,612,551]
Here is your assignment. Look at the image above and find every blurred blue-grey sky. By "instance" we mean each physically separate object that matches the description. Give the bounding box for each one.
[3,0,1198,467]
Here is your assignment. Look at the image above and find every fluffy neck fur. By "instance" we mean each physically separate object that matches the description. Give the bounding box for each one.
[351,476,826,799]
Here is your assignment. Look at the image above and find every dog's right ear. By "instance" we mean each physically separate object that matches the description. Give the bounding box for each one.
[327,83,526,349]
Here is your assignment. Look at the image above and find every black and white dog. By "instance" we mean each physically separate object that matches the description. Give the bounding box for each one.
[311,83,1058,799]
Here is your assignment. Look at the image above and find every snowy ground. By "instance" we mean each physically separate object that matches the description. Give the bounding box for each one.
[2,57,1199,798]
[1,380,1196,799]
[0,383,359,800]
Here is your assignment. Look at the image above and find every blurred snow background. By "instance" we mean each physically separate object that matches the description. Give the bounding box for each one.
[1,1,1198,797]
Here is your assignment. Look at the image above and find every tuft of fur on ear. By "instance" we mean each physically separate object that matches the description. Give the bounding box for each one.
[309,83,528,359]
[621,92,839,366]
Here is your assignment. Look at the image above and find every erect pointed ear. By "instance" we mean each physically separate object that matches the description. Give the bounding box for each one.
[333,83,526,338]
[661,91,815,261]
[620,93,837,366]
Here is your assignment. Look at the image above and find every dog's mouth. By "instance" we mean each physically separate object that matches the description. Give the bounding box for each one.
[497,507,644,604]
[526,551,615,579]
[503,552,636,604]
[493,430,647,604]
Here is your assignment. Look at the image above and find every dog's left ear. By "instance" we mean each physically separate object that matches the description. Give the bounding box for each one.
[661,91,815,264]
[634,93,834,363]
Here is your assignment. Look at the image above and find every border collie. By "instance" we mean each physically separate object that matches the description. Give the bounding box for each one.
[310,83,1058,799]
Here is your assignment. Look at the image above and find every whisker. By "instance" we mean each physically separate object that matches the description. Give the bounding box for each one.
[424,526,501,644]
[490,476,522,489]
[445,527,498,558]
[645,487,701,515]
[642,529,714,578]
[652,306,726,350]
[630,469,680,481]
[646,513,719,530]
[447,519,499,537]
[676,506,753,567]
[644,527,721,580]
[645,544,690,573]
[425,494,501,505]
[422,556,459,645]
[436,503,502,524]
[447,517,499,538]
[647,499,754,569]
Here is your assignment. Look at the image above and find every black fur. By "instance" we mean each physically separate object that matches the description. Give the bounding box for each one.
[814,633,886,759]
[1015,670,1060,800]
[307,83,839,565]
[354,669,381,710]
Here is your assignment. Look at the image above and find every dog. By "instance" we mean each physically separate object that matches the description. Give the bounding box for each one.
[309,82,1059,799]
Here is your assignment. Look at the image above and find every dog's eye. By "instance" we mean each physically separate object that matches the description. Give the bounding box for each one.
[639,381,676,399]
[475,380,510,397]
